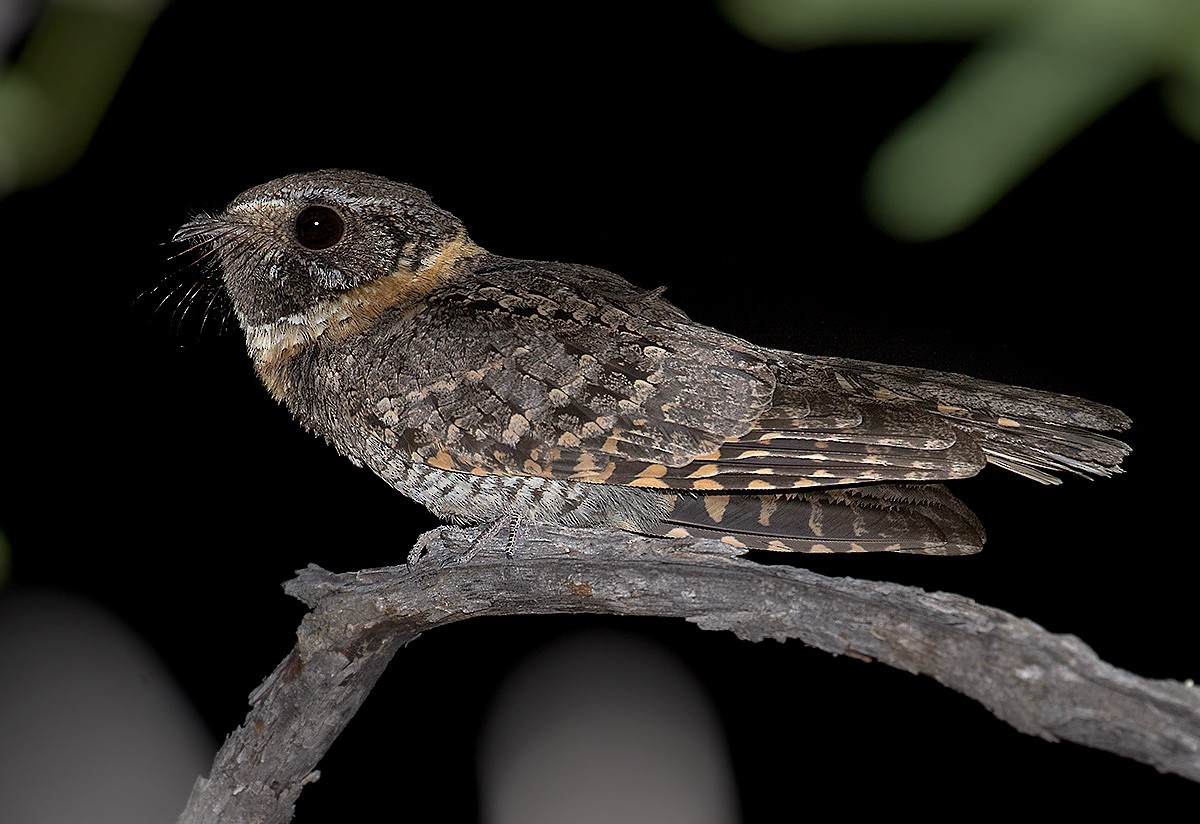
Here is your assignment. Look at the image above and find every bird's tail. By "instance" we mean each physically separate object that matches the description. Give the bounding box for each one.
[647,483,985,555]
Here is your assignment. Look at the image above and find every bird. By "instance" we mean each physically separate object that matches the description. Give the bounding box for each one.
[174,169,1130,556]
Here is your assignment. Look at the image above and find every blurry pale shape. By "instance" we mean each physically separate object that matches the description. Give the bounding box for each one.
[868,0,1166,240]
[479,631,740,824]
[1163,40,1200,140]
[0,589,212,824]
[720,0,1026,46]
[0,0,164,196]
[722,0,1199,239]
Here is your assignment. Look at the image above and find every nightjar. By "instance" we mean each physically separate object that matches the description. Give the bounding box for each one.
[175,170,1130,555]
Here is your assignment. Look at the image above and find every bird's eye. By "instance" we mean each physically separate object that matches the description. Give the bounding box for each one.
[294,205,345,250]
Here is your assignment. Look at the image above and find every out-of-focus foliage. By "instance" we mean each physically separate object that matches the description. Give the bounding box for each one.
[721,0,1200,239]
[0,0,164,199]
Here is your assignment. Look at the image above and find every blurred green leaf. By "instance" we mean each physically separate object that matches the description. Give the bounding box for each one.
[0,0,164,197]
[721,0,1200,239]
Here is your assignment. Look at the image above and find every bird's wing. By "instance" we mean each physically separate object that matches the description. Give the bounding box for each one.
[360,274,776,479]
[790,353,1131,484]
[354,262,1001,490]
[627,381,989,491]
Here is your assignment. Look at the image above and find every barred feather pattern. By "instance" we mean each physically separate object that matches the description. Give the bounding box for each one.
[176,170,1131,556]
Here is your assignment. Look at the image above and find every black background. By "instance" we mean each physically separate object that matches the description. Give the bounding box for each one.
[2,1,1194,818]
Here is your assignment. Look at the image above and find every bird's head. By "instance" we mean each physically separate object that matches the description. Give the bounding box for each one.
[175,170,481,372]
[176,169,473,327]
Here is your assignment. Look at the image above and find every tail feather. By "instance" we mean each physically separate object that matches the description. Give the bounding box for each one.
[649,483,985,556]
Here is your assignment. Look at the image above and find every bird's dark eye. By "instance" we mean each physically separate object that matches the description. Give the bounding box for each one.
[294,205,345,250]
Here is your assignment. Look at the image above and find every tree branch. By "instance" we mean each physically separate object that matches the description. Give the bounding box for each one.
[178,524,1200,823]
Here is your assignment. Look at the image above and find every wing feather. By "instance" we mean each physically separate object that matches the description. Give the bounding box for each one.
[791,353,1131,483]
[356,257,1128,492]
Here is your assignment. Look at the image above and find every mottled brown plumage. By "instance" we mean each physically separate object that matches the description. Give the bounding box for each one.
[175,170,1131,555]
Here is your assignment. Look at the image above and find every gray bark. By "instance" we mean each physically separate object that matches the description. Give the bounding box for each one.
[178,525,1200,823]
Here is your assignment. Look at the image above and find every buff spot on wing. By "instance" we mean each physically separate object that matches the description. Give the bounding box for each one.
[573,452,600,473]
[735,449,771,459]
[557,431,581,448]
[691,479,724,491]
[938,403,967,414]
[501,412,530,443]
[523,459,546,476]
[703,495,730,523]
[767,540,794,552]
[665,527,692,538]
[809,543,833,553]
[601,435,623,454]
[572,454,619,484]
[592,461,617,483]
[720,535,748,548]
[791,478,820,488]
[686,464,720,479]
[428,451,457,471]
[998,417,1022,428]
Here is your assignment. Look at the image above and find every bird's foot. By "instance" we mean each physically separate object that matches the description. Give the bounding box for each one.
[408,514,522,569]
